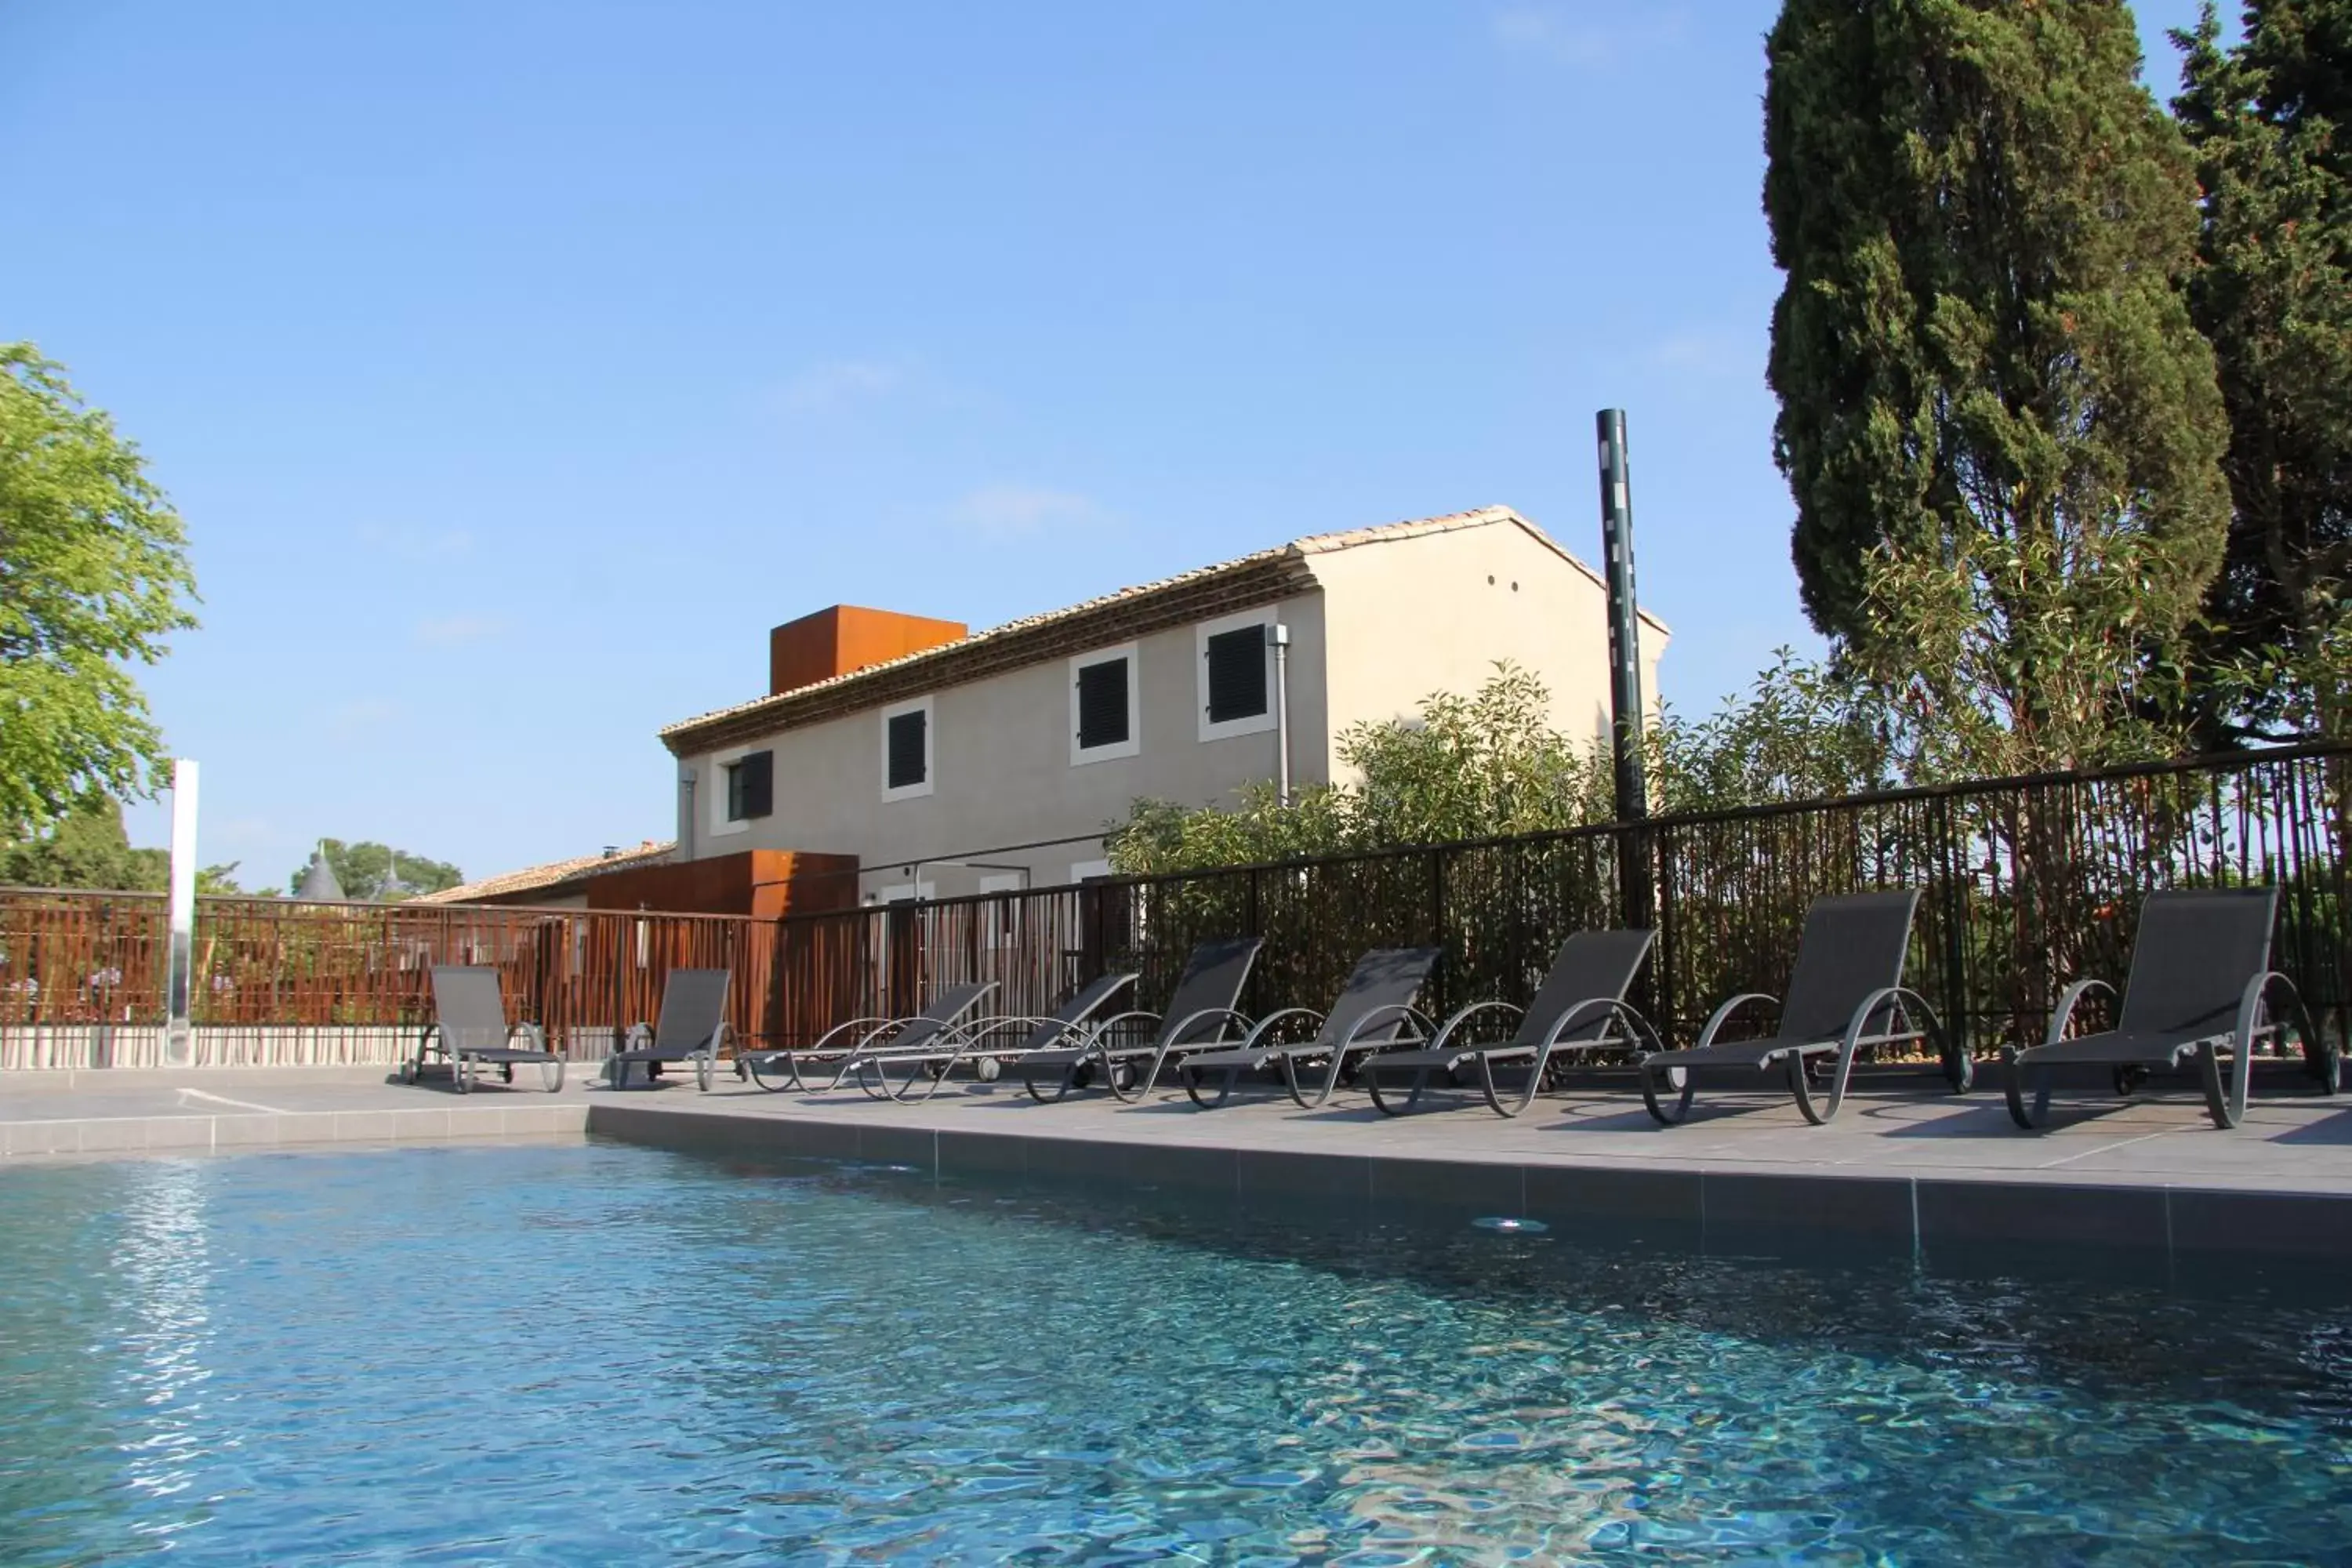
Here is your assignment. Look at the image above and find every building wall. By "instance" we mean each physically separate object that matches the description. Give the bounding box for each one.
[1308,521,1668,776]
[679,592,1331,899]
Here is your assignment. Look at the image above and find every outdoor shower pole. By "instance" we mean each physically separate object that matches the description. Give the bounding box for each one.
[162,759,198,1067]
[1596,409,1654,931]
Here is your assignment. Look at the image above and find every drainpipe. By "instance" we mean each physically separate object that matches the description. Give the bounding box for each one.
[1266,622,1293,807]
[677,768,697,861]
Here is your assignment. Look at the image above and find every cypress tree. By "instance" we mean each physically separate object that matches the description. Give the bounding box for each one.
[2172,1,2352,742]
[1765,0,2232,766]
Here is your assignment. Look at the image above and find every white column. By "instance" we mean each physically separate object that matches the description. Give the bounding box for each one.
[164,759,198,1067]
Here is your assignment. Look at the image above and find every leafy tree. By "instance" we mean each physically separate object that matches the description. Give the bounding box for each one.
[291,840,463,902]
[1766,0,2232,772]
[2171,1,2352,742]
[1106,660,1903,876]
[0,344,199,840]
[0,793,241,892]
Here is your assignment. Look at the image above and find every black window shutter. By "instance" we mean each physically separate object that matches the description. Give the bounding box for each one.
[1076,658,1130,750]
[1204,626,1267,724]
[887,710,927,789]
[729,750,774,820]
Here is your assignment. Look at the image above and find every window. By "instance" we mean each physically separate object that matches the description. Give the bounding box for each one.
[724,750,772,821]
[1196,608,1279,742]
[880,697,934,800]
[1069,644,1140,764]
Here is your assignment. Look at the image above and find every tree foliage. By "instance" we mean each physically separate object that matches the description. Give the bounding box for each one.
[1107,661,1903,876]
[2172,0,2352,742]
[0,344,199,840]
[1766,0,2232,771]
[0,794,241,893]
[293,840,463,902]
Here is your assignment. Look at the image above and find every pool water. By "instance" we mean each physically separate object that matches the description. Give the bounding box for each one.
[2,1143,2348,1565]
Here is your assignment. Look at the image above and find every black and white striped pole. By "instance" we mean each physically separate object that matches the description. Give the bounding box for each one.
[1596,409,1654,930]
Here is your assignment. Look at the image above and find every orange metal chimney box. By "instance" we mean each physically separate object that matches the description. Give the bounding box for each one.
[769,605,967,696]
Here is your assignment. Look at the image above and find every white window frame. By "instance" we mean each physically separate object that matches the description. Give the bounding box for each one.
[1069,643,1141,766]
[706,744,759,839]
[1196,606,1279,743]
[879,695,935,802]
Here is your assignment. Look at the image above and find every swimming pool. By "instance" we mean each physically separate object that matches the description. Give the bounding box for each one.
[2,1142,2347,1564]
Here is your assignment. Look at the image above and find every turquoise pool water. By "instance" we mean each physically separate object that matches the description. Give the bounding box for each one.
[2,1142,2347,1565]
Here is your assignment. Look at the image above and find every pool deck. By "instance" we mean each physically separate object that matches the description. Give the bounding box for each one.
[5,1062,2348,1261]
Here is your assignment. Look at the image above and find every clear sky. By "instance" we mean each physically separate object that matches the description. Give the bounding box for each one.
[4,0,2218,889]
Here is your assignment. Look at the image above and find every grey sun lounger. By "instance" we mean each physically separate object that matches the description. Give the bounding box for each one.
[738,982,998,1094]
[404,965,565,1094]
[603,967,733,1092]
[2005,887,2338,1131]
[845,970,1142,1102]
[1363,929,1660,1116]
[1639,890,1967,1126]
[1016,938,1264,1102]
[1178,946,1441,1109]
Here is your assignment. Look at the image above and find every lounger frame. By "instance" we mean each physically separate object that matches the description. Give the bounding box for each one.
[603,967,735,1092]
[404,965,565,1094]
[738,982,999,1094]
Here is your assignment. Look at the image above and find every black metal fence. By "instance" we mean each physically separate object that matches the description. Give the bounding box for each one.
[6,742,2347,1066]
[771,741,2352,1058]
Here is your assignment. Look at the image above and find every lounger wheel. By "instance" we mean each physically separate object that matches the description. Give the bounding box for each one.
[2311,1039,2343,1096]
[397,1057,417,1084]
[452,1056,472,1094]
[539,1057,564,1093]
[695,1053,713,1093]
[2111,1064,2148,1098]
[975,1057,1001,1083]
[1639,1063,1693,1126]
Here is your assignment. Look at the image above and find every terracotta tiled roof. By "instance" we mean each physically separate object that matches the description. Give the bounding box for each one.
[412,839,675,906]
[659,505,1665,757]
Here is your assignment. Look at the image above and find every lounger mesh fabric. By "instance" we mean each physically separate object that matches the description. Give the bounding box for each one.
[845,971,1142,1102]
[1366,929,1655,1116]
[606,967,733,1089]
[1508,931,1656,1051]
[742,982,999,1092]
[1776,893,1921,1044]
[2005,887,2324,1130]
[2117,891,2274,1041]
[1641,890,1939,1126]
[643,969,732,1057]
[430,966,522,1056]
[1017,937,1262,1100]
[1180,946,1439,1109]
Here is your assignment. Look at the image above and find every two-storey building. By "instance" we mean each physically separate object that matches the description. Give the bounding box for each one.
[654,505,1665,906]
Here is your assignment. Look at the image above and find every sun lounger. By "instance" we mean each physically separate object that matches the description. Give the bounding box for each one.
[738,982,998,1093]
[847,970,1141,1102]
[602,967,733,1092]
[2004,886,2336,1130]
[1639,890,1965,1125]
[404,965,564,1094]
[1363,929,1659,1116]
[1016,938,1263,1102]
[1178,946,1440,1109]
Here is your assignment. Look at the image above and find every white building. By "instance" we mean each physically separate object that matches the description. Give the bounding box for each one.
[657,505,1666,904]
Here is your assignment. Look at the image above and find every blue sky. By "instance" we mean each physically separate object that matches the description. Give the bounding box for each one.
[4,0,2218,887]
